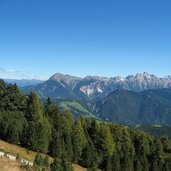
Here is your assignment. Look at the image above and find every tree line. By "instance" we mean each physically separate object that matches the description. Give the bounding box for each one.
[0,80,171,171]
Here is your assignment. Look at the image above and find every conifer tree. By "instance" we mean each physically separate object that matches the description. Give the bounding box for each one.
[112,150,121,171]
[25,92,51,153]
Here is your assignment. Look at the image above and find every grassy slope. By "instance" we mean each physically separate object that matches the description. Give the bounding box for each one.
[0,158,24,171]
[59,100,97,118]
[0,140,52,163]
[0,140,86,171]
[0,159,86,171]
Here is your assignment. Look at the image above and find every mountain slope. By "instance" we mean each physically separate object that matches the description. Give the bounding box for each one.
[94,90,141,124]
[58,100,98,119]
[23,79,78,99]
[94,88,171,124]
[132,125,171,140]
[22,72,171,101]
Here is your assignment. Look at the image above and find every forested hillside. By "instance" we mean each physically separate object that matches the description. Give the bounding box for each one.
[133,125,171,140]
[94,89,171,124]
[1,80,171,171]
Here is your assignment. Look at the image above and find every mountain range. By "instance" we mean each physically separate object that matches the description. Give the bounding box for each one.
[22,72,171,101]
[5,72,171,125]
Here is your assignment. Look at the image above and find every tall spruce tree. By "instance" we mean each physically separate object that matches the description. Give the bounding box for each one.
[25,92,51,153]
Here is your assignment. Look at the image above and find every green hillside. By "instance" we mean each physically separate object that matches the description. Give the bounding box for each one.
[132,125,171,140]
[58,100,97,119]
[95,89,171,124]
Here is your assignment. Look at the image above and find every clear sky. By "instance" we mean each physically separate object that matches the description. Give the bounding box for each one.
[0,0,171,79]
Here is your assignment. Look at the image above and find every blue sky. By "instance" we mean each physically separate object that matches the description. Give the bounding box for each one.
[0,0,171,79]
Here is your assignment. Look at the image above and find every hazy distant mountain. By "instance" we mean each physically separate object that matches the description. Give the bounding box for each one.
[93,88,171,125]
[4,79,44,87]
[22,72,171,100]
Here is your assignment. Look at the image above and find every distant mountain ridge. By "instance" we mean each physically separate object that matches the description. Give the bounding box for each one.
[22,72,171,100]
[4,79,44,87]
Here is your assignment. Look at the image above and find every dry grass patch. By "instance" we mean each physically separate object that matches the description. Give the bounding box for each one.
[72,164,87,171]
[0,140,53,163]
[0,140,87,171]
[0,157,24,171]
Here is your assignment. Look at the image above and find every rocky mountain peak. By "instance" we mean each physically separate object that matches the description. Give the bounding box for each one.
[112,76,125,82]
[83,75,111,82]
[49,73,82,82]
[49,73,82,88]
[142,72,156,79]
[135,72,153,79]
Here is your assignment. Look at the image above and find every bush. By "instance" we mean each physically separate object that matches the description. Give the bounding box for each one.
[16,153,21,161]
